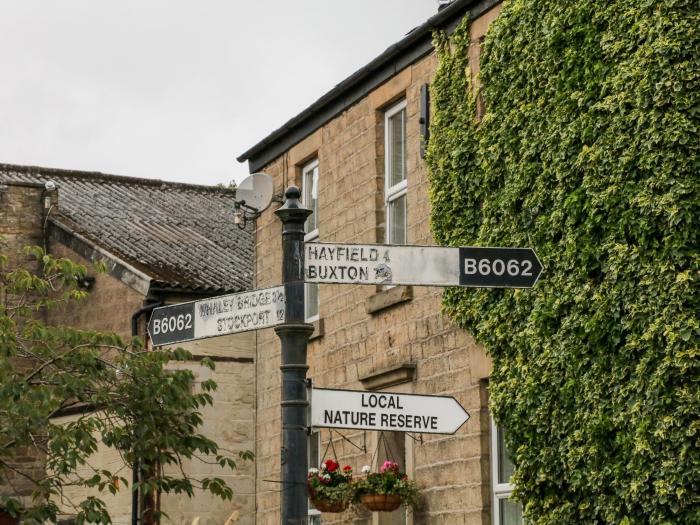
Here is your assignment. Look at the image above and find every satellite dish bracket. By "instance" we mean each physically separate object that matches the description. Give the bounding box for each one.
[233,200,262,229]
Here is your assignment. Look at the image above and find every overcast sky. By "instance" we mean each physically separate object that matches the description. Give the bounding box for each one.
[0,1,439,186]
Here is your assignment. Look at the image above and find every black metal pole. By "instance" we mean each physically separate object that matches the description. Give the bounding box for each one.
[130,301,162,525]
[274,186,314,524]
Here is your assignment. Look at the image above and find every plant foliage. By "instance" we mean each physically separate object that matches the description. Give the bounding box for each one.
[352,461,420,509]
[0,247,252,524]
[427,2,699,523]
[307,459,353,506]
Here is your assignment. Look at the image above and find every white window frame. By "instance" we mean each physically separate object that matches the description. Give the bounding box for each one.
[302,159,320,323]
[490,417,523,525]
[308,430,321,524]
[384,99,408,245]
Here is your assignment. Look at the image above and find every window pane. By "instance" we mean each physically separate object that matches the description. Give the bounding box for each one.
[309,431,320,469]
[303,165,318,233]
[388,109,405,187]
[498,425,515,484]
[305,283,319,320]
[388,194,406,245]
[308,432,320,515]
[499,498,523,525]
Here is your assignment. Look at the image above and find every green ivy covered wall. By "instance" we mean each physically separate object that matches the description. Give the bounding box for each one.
[426,1,699,523]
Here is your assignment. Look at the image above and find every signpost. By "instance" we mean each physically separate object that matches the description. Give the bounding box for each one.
[145,179,545,523]
[274,188,314,525]
[147,285,285,346]
[310,388,470,435]
[305,242,543,288]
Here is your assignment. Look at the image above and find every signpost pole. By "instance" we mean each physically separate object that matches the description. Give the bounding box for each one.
[274,187,313,524]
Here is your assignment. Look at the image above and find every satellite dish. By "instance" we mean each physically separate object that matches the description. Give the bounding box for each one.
[235,172,274,212]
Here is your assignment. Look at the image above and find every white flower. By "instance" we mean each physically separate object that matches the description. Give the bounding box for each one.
[361,465,371,474]
[321,473,331,481]
[308,468,319,475]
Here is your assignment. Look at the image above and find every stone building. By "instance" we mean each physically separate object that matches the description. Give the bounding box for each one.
[0,164,256,525]
[236,0,519,524]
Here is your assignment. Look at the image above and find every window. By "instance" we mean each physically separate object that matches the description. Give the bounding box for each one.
[491,419,524,525]
[384,100,407,245]
[302,159,320,322]
[308,430,321,524]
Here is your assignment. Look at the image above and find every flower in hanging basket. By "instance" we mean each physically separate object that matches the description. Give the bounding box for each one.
[307,459,353,512]
[352,462,421,511]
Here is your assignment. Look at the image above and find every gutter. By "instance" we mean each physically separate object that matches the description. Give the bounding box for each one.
[49,218,153,296]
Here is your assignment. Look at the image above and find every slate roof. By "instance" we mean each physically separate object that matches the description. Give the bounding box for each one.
[0,163,254,294]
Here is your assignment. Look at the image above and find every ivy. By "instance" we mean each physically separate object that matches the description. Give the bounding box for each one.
[427,1,699,523]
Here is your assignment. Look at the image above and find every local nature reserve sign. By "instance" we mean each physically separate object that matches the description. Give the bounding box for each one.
[310,388,470,435]
[148,286,285,346]
[305,242,543,288]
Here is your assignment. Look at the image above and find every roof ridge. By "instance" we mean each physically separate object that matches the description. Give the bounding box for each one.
[0,162,235,194]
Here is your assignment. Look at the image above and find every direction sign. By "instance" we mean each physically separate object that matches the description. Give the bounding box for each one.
[148,286,285,346]
[310,388,470,435]
[304,242,543,288]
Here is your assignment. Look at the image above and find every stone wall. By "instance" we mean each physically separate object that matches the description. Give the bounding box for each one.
[52,352,254,525]
[0,182,45,277]
[46,272,256,525]
[0,183,48,508]
[45,241,145,342]
[252,5,501,524]
[50,411,134,525]
[165,333,257,525]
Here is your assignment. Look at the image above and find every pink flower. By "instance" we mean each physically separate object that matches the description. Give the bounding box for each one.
[379,460,400,474]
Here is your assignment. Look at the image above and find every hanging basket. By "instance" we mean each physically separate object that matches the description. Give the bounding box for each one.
[0,509,19,525]
[360,494,403,512]
[310,497,349,513]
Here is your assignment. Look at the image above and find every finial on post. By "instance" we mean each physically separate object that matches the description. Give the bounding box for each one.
[285,186,301,200]
[275,186,312,224]
[276,186,304,212]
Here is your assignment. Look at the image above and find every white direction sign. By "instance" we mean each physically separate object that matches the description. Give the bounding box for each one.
[305,242,543,288]
[310,388,470,435]
[148,286,285,346]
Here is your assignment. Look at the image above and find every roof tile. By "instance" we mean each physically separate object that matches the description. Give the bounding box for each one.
[1,164,254,293]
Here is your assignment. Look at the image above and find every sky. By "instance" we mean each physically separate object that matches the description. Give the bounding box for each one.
[0,1,440,186]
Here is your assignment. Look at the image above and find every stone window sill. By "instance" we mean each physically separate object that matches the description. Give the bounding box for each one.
[309,318,325,341]
[360,363,416,390]
[365,285,413,315]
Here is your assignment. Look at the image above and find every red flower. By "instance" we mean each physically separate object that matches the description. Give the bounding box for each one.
[343,465,352,473]
[323,459,339,472]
